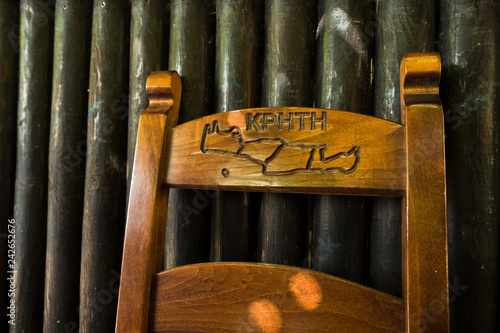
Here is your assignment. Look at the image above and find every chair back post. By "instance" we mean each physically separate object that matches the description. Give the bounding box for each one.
[115,71,182,333]
[401,53,449,332]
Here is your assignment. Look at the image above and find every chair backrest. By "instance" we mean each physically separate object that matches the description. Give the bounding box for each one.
[115,52,448,332]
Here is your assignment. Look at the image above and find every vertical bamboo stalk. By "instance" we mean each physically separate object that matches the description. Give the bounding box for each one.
[312,0,374,282]
[43,1,92,331]
[164,0,215,269]
[211,0,263,262]
[258,0,316,266]
[440,0,500,331]
[0,2,19,332]
[12,0,54,331]
[371,0,435,297]
[127,0,170,196]
[79,1,129,332]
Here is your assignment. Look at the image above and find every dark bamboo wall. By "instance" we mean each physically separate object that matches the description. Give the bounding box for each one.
[0,1,18,332]
[11,0,54,331]
[0,0,498,331]
[44,1,91,331]
[371,0,436,298]
[164,0,215,270]
[312,0,373,283]
[211,0,262,263]
[440,1,500,331]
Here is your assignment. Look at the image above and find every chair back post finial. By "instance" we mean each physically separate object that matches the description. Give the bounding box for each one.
[116,71,181,333]
[400,53,449,332]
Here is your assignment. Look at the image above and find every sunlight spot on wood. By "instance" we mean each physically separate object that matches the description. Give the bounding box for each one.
[289,272,323,311]
[248,299,282,333]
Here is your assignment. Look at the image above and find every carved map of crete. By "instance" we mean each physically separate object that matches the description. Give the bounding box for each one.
[200,111,361,178]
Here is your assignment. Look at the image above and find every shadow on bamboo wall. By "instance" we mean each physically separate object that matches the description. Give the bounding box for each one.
[0,0,498,332]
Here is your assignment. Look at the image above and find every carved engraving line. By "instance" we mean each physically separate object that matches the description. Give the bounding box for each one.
[200,120,361,177]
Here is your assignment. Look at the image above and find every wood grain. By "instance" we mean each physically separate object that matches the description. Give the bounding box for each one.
[117,53,448,333]
[164,108,405,196]
[149,262,404,332]
[116,72,182,333]
[401,53,449,332]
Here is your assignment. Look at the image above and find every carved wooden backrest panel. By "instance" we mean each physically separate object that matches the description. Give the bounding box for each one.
[165,108,405,196]
[116,52,448,333]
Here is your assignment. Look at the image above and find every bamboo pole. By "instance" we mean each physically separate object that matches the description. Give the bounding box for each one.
[440,0,500,331]
[164,0,215,269]
[43,1,92,331]
[211,0,263,262]
[312,0,374,282]
[258,0,316,266]
[79,1,130,331]
[127,0,170,197]
[371,0,435,297]
[11,0,54,331]
[0,1,19,332]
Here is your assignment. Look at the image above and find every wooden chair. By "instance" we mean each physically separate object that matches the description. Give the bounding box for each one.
[116,52,449,332]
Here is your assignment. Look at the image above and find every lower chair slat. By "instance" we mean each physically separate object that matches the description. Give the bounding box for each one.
[149,263,404,332]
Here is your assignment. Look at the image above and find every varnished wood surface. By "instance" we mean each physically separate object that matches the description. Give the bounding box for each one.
[116,72,181,332]
[117,53,448,333]
[401,53,449,332]
[149,262,404,332]
[116,72,181,333]
[164,108,405,196]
